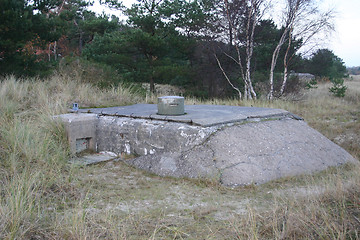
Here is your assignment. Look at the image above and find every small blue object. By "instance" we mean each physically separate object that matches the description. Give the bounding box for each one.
[72,103,79,111]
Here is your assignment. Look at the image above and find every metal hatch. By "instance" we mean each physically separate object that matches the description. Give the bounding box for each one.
[157,96,185,115]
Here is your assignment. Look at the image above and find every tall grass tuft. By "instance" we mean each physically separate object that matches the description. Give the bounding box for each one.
[0,172,41,239]
[0,74,143,239]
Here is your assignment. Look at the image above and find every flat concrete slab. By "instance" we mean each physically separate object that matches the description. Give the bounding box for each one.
[70,152,119,165]
[78,104,293,127]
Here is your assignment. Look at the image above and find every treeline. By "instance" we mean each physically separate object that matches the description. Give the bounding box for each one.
[347,67,360,75]
[0,0,347,98]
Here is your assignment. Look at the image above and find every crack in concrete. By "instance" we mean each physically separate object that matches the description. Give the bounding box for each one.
[220,161,253,171]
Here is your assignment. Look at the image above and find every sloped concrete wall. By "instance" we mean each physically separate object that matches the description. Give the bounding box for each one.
[126,119,357,186]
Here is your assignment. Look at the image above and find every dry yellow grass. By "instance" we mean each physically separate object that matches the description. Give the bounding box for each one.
[0,74,359,239]
[0,74,141,239]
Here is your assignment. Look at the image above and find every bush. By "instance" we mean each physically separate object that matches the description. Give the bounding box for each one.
[57,57,124,88]
[329,78,347,97]
[305,78,318,89]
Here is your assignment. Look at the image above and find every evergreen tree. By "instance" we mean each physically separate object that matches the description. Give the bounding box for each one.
[84,0,206,92]
[307,49,346,79]
[0,0,59,76]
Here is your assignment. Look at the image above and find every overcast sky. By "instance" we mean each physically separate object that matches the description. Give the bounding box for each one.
[326,0,360,67]
[90,0,360,67]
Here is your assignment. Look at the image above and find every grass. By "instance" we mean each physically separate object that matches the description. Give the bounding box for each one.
[0,74,141,239]
[0,74,359,239]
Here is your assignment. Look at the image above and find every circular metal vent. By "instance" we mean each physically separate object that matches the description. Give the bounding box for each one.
[157,96,185,115]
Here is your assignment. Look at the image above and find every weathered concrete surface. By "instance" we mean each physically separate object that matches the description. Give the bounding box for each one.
[79,104,294,127]
[96,117,219,156]
[70,151,119,165]
[126,119,357,186]
[58,104,358,186]
[54,113,98,154]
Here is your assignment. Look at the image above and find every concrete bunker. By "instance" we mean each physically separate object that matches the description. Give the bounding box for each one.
[56,100,357,186]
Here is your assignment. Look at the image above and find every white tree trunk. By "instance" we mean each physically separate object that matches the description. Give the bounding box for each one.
[281,65,288,95]
[268,67,274,99]
[268,0,304,99]
[244,0,259,100]
[280,28,293,95]
[215,54,242,99]
[268,30,288,100]
[217,0,266,100]
[48,43,51,61]
[54,41,57,61]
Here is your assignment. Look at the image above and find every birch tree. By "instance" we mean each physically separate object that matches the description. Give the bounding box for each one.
[268,0,334,98]
[215,0,268,100]
[268,0,304,99]
[280,4,334,95]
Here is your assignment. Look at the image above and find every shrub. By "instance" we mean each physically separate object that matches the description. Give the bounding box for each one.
[305,78,318,89]
[329,78,347,97]
[58,57,124,88]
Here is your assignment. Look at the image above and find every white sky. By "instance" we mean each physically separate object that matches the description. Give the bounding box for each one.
[325,0,360,67]
[89,0,360,67]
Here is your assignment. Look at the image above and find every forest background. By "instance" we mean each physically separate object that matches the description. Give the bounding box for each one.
[1,1,360,239]
[0,0,350,98]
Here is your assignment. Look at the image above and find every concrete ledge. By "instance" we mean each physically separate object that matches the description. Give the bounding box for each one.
[78,104,290,127]
[54,113,98,154]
